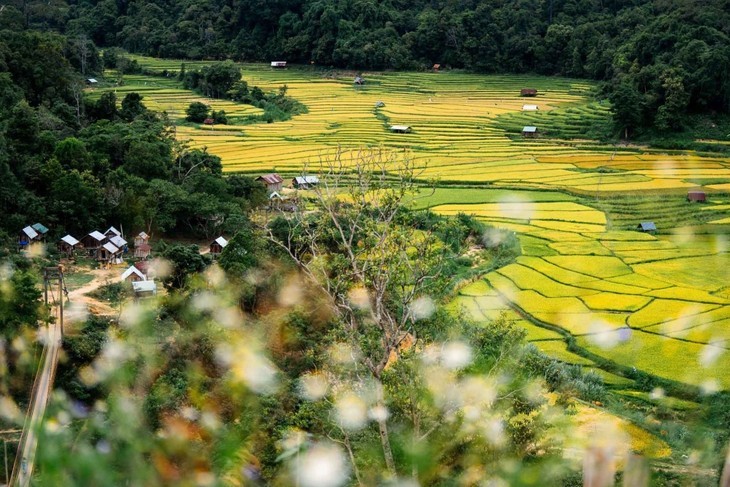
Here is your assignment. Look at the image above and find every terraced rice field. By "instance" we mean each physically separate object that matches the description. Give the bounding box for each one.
[97,58,730,391]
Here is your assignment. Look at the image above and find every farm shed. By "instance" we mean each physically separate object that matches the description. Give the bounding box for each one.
[58,235,80,256]
[210,236,228,256]
[132,280,157,298]
[390,125,412,134]
[520,88,538,97]
[292,176,320,189]
[203,118,215,126]
[81,231,106,251]
[86,78,98,85]
[637,222,657,232]
[105,226,122,238]
[32,223,49,238]
[99,242,121,263]
[432,64,441,72]
[522,126,538,137]
[374,101,385,108]
[354,76,365,85]
[135,243,151,259]
[271,61,287,68]
[19,226,38,248]
[687,191,706,202]
[257,173,284,193]
[120,265,146,283]
[522,104,539,111]
[134,232,150,247]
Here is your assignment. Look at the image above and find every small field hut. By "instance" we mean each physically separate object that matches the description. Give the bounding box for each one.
[257,173,284,193]
[354,75,365,85]
[210,236,228,256]
[19,226,38,249]
[120,265,146,283]
[58,235,80,257]
[271,61,287,68]
[132,280,157,298]
[32,223,49,240]
[522,126,538,137]
[390,125,412,134]
[637,222,657,233]
[81,231,107,252]
[522,104,539,111]
[292,176,320,189]
[520,88,538,97]
[687,191,706,203]
[432,64,441,72]
[375,101,385,108]
[134,232,150,247]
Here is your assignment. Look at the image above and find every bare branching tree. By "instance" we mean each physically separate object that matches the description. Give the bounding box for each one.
[265,147,447,475]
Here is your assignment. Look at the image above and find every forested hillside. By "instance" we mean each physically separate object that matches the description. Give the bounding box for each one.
[2,0,729,132]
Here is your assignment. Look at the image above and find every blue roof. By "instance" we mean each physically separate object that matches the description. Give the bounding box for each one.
[638,222,656,231]
[32,223,48,234]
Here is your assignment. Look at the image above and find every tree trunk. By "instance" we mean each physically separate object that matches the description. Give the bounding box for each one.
[375,380,396,477]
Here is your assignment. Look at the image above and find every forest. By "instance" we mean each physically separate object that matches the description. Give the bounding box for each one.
[1,0,729,133]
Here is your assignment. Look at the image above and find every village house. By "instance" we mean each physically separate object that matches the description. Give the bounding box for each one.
[210,236,228,256]
[105,226,122,239]
[81,231,107,252]
[32,223,49,240]
[292,176,320,189]
[58,235,80,257]
[390,125,412,134]
[120,265,146,283]
[257,173,284,193]
[109,234,128,252]
[522,126,538,138]
[98,242,122,264]
[134,232,150,247]
[19,226,38,249]
[132,280,157,298]
[520,88,538,97]
[687,191,706,203]
[135,243,152,259]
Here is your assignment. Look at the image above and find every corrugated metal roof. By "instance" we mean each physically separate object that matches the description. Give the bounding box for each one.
[120,266,146,281]
[105,226,122,236]
[88,230,106,241]
[87,78,98,83]
[639,222,657,231]
[522,126,537,132]
[522,104,539,111]
[22,226,38,239]
[103,242,120,253]
[132,280,157,293]
[293,176,319,185]
[32,223,49,234]
[390,125,411,132]
[257,174,283,185]
[214,236,228,248]
[110,235,127,247]
[61,235,80,246]
[137,231,149,239]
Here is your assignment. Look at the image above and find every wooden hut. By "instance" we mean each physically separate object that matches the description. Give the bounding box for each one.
[98,242,121,264]
[32,223,49,240]
[135,243,151,259]
[390,125,412,134]
[134,232,150,247]
[520,88,538,97]
[292,176,320,189]
[132,280,157,298]
[19,226,38,249]
[637,222,657,233]
[256,173,284,193]
[522,126,538,137]
[120,265,146,283]
[105,226,122,239]
[58,235,80,257]
[81,231,107,252]
[210,236,228,256]
[687,191,706,203]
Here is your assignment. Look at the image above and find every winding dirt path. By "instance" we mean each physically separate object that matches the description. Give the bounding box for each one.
[66,267,119,320]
